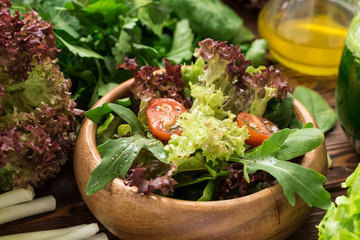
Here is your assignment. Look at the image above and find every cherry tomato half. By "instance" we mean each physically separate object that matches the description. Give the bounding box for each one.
[147,98,187,141]
[236,112,279,147]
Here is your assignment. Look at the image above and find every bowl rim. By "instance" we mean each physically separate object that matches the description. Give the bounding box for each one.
[80,76,325,206]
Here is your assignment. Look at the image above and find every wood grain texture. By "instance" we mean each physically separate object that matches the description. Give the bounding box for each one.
[1,3,359,240]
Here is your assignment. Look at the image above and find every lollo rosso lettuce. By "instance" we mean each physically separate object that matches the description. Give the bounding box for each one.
[193,38,290,116]
[0,1,79,192]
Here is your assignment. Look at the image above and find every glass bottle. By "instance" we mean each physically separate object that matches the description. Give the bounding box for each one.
[258,0,356,76]
[336,2,360,153]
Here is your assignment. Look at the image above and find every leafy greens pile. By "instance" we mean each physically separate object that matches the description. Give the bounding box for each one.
[11,0,263,110]
[318,164,360,239]
[85,39,332,210]
[0,1,78,191]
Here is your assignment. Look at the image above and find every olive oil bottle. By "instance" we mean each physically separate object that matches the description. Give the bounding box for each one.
[258,0,355,76]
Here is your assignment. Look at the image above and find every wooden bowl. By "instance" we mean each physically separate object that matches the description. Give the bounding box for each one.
[73,79,328,240]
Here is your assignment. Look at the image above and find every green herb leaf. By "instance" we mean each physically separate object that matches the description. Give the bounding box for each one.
[85,0,130,25]
[56,34,104,59]
[116,97,131,107]
[248,128,324,161]
[134,0,171,37]
[245,39,268,67]
[293,86,337,133]
[198,180,215,201]
[264,93,298,129]
[86,134,168,195]
[161,0,254,44]
[239,157,331,209]
[230,127,331,209]
[85,103,144,135]
[165,19,194,64]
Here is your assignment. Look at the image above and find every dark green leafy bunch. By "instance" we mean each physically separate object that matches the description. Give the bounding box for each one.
[11,0,259,109]
[0,1,78,192]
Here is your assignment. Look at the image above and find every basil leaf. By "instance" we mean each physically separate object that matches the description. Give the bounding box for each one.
[294,86,337,133]
[86,134,167,195]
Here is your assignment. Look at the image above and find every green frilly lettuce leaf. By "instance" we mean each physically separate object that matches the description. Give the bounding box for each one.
[165,84,248,164]
[318,164,360,239]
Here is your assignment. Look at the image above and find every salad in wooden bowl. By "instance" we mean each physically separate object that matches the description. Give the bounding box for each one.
[74,39,330,240]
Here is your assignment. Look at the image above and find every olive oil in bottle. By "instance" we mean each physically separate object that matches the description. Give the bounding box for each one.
[258,0,355,76]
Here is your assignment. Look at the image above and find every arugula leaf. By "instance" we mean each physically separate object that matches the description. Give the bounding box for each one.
[247,128,324,161]
[86,134,168,195]
[294,86,337,133]
[85,103,144,135]
[230,127,331,209]
[239,158,331,209]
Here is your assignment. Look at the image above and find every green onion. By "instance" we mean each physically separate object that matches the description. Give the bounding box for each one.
[0,225,86,240]
[0,195,56,224]
[0,186,35,208]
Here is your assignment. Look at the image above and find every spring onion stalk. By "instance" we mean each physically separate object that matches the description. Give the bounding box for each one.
[0,225,87,240]
[83,233,108,240]
[48,223,100,240]
[0,186,35,209]
[0,195,56,224]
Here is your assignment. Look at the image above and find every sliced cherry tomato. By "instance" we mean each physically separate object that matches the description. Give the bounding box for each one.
[147,98,187,141]
[236,112,279,147]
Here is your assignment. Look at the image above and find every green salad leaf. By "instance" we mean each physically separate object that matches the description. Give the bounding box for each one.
[165,84,249,163]
[161,0,254,44]
[230,127,331,209]
[318,164,360,239]
[85,103,144,135]
[294,86,337,133]
[86,134,168,195]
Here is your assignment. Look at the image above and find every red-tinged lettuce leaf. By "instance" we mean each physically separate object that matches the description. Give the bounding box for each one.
[0,2,58,84]
[125,165,177,196]
[217,163,275,200]
[195,38,290,116]
[0,58,78,191]
[116,57,192,108]
[0,104,77,191]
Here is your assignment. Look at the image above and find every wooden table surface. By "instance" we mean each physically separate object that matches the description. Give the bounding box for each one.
[1,2,359,239]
